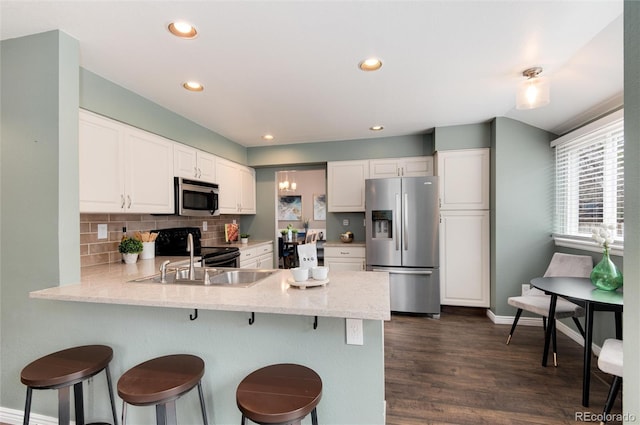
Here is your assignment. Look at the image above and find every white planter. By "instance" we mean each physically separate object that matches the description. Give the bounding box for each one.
[241,238,249,244]
[122,253,139,264]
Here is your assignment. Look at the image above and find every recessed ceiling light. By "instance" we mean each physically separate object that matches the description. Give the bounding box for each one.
[370,125,384,131]
[359,58,383,71]
[262,134,274,141]
[168,21,198,39]
[183,81,204,92]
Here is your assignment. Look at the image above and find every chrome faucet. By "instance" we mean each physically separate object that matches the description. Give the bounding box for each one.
[159,260,171,283]
[187,233,196,280]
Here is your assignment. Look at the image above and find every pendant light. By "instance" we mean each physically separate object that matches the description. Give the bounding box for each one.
[516,67,550,110]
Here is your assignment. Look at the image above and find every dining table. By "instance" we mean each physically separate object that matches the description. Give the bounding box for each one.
[530,276,623,407]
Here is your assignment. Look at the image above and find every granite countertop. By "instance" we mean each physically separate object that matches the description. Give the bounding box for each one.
[30,257,390,321]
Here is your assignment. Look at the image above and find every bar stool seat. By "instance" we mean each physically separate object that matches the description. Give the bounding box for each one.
[117,354,208,425]
[20,344,118,425]
[236,363,322,425]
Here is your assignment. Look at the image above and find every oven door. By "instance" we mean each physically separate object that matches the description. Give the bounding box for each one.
[203,251,240,268]
[176,177,219,216]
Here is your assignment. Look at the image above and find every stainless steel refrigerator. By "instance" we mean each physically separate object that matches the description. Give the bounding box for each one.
[365,176,440,315]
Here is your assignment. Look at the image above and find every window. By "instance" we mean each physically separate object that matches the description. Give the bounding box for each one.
[552,110,624,248]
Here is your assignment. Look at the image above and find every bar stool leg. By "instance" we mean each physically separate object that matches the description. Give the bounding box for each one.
[58,386,71,425]
[311,407,318,425]
[121,401,127,425]
[105,365,119,425]
[74,382,85,425]
[23,387,33,425]
[197,381,209,425]
[156,400,177,425]
[240,414,246,425]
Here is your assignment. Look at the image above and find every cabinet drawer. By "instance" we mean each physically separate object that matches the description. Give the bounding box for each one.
[324,246,366,258]
[240,247,256,261]
[255,243,273,255]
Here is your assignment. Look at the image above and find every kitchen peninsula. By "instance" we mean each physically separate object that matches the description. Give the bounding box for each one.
[28,258,390,424]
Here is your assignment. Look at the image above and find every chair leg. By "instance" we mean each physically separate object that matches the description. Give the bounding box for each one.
[601,376,622,423]
[506,309,523,344]
[552,320,558,367]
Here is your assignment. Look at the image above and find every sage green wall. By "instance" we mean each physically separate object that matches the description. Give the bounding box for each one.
[433,122,491,150]
[490,117,556,316]
[247,133,432,167]
[80,69,247,164]
[623,0,640,418]
[0,31,386,425]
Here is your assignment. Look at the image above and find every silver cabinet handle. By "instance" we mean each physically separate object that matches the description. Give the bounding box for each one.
[194,166,198,178]
[127,195,132,208]
[198,168,202,178]
[121,195,125,209]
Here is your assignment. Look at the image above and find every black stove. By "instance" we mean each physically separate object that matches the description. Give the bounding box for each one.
[153,227,240,267]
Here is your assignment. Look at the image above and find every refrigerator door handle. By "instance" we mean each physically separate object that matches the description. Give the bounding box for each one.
[395,193,401,251]
[403,192,409,251]
[372,268,433,275]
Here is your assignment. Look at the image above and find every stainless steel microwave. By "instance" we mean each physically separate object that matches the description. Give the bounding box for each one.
[175,177,220,216]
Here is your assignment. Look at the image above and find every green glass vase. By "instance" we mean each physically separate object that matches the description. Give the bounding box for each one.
[590,248,623,291]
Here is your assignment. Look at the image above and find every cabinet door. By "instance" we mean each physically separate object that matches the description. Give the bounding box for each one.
[79,110,125,212]
[216,157,240,214]
[439,210,490,307]
[174,144,199,179]
[239,166,256,214]
[197,151,217,183]
[402,156,433,177]
[436,149,489,210]
[327,160,369,212]
[369,159,399,178]
[125,129,175,213]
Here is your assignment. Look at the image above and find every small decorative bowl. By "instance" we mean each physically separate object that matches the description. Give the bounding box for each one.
[340,233,354,243]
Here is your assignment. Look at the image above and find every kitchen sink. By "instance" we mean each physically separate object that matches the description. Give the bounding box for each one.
[131,267,277,288]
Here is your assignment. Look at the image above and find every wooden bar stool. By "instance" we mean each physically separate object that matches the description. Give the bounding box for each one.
[20,344,118,425]
[117,354,208,425]
[236,363,322,425]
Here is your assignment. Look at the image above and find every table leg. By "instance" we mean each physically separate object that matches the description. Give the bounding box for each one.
[58,386,71,425]
[542,294,557,367]
[582,302,594,407]
[615,311,622,339]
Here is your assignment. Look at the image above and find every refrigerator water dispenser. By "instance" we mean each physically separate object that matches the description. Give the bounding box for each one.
[371,210,393,239]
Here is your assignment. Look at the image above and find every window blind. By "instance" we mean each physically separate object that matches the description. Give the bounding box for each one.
[554,117,624,241]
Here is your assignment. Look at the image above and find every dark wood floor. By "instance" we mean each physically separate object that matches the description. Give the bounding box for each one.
[385,307,622,425]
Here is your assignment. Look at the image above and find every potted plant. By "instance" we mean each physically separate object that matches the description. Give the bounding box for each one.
[240,233,250,244]
[119,237,143,264]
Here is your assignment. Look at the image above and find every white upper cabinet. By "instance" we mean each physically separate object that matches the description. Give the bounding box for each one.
[216,157,256,214]
[79,110,174,213]
[327,160,369,212]
[436,148,489,210]
[173,144,216,183]
[369,156,434,178]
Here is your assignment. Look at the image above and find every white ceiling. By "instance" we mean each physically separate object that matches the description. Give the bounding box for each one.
[1,1,624,147]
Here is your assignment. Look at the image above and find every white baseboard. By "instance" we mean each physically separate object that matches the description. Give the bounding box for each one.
[487,309,602,355]
[0,407,64,425]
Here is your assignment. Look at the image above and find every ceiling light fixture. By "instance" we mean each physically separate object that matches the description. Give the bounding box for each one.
[183,81,204,92]
[359,58,383,71]
[262,134,274,141]
[370,125,384,131]
[278,171,297,192]
[168,21,198,39]
[516,67,550,110]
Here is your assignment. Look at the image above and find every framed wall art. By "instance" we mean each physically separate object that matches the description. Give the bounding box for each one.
[278,195,302,220]
[313,194,326,221]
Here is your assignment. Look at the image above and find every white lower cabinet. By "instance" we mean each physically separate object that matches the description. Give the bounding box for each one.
[439,210,490,307]
[240,242,274,269]
[324,246,366,271]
